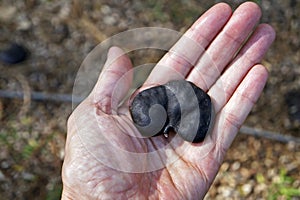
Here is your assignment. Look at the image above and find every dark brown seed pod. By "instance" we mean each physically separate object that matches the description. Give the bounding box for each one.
[129,80,214,143]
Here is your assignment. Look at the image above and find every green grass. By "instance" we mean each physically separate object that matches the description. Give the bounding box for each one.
[267,169,300,200]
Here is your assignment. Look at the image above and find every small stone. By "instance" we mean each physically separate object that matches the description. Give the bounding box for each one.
[272,175,281,183]
[220,162,229,172]
[285,90,300,126]
[1,161,11,169]
[286,162,298,173]
[22,172,35,181]
[17,15,32,31]
[241,183,253,196]
[101,5,112,15]
[267,169,277,179]
[217,186,233,197]
[254,183,267,194]
[0,6,17,22]
[17,19,31,31]
[103,15,117,26]
[59,149,65,160]
[240,167,251,179]
[231,161,241,171]
[0,170,5,181]
[293,180,300,188]
[264,158,274,167]
[287,141,296,150]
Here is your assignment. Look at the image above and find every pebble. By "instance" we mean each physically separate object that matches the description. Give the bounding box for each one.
[0,6,17,21]
[0,43,28,64]
[103,15,117,26]
[217,186,234,197]
[17,15,32,31]
[267,168,277,179]
[231,161,241,171]
[292,180,300,188]
[21,172,35,181]
[0,170,5,181]
[285,90,300,125]
[220,162,230,171]
[254,183,267,194]
[264,158,274,167]
[241,183,253,196]
[240,167,251,179]
[1,161,11,169]
[101,5,112,15]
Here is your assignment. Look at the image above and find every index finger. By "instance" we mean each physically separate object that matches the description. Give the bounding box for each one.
[143,3,232,86]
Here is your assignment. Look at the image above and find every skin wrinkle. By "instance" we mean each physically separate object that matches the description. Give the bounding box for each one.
[140,173,153,199]
[208,78,235,112]
[189,59,220,91]
[187,3,232,45]
[97,68,132,115]
[117,116,147,151]
[93,47,133,114]
[223,110,244,131]
[188,69,210,91]
[179,156,208,197]
[148,138,167,167]
[139,172,155,199]
[65,151,95,196]
[95,172,136,199]
[217,30,242,55]
[167,162,195,199]
[95,93,112,114]
[222,3,261,38]
[233,25,275,64]
[161,51,193,75]
[169,39,204,66]
[166,51,195,69]
[161,169,184,199]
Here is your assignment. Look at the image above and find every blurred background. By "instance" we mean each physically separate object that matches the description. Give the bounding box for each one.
[0,0,299,199]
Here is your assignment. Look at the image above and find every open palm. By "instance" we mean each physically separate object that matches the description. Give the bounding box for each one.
[62,2,275,199]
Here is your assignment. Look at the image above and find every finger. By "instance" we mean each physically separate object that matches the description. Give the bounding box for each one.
[208,24,275,113]
[144,3,232,86]
[187,2,262,91]
[213,65,268,151]
[91,46,133,114]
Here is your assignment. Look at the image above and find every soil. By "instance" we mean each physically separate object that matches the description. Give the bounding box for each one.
[0,0,299,199]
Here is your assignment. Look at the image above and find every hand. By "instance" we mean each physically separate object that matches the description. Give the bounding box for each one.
[61,2,275,199]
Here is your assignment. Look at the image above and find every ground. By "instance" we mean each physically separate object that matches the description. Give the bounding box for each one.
[0,0,299,199]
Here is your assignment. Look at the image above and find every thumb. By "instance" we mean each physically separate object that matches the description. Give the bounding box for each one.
[91,46,133,114]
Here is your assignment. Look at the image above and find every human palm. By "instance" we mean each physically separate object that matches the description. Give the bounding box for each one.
[62,2,275,199]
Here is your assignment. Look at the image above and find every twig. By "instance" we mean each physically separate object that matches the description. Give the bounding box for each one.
[0,89,84,103]
[1,89,299,144]
[13,73,31,117]
[240,126,300,144]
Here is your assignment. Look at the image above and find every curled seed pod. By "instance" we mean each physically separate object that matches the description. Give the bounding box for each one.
[130,80,214,143]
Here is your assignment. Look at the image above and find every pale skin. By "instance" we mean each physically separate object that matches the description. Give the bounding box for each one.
[62,2,275,200]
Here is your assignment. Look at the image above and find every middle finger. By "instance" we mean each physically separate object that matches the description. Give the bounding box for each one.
[187,2,262,91]
[144,3,232,86]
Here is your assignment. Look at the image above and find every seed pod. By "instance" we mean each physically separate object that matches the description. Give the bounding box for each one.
[0,43,28,64]
[130,80,214,143]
